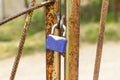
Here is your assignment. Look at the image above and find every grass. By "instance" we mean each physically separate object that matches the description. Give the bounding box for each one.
[0,30,45,60]
[0,7,120,60]
[80,23,99,43]
[1,20,120,60]
[0,11,45,60]
[80,22,120,43]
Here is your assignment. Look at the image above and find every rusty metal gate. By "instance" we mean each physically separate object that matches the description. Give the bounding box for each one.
[0,0,109,80]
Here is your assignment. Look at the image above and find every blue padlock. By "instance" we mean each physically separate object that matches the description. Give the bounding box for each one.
[46,23,67,53]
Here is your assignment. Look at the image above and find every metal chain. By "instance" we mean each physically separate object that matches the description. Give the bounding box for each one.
[9,0,36,80]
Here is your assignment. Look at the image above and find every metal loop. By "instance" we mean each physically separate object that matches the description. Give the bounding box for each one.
[60,15,65,27]
[51,23,58,34]
[62,24,66,37]
[60,15,66,37]
[51,15,66,37]
[51,13,60,34]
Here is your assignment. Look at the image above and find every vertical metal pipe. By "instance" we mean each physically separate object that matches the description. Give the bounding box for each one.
[65,0,80,80]
[45,0,61,80]
[93,0,109,80]
[54,1,61,80]
[54,29,61,80]
[114,0,119,21]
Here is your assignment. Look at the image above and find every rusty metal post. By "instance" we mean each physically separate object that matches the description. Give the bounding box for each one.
[9,0,36,80]
[65,0,80,80]
[45,0,61,80]
[114,0,119,21]
[93,0,109,80]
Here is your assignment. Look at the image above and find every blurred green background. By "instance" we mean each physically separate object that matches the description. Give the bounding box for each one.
[0,0,120,60]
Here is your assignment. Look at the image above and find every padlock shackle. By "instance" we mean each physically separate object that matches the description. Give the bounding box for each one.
[60,15,66,37]
[51,23,58,35]
[60,15,65,27]
[62,24,66,37]
[51,23,66,37]
[51,15,66,37]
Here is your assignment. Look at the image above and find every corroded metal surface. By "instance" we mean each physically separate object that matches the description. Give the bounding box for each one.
[93,0,109,80]
[45,0,61,80]
[114,0,119,21]
[9,0,36,80]
[65,0,80,80]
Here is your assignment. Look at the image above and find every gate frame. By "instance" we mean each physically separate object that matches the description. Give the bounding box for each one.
[0,0,110,80]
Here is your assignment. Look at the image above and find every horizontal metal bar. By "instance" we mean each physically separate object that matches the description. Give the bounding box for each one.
[0,0,53,25]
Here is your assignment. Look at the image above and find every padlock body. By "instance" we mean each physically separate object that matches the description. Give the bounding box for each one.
[46,35,67,53]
